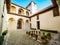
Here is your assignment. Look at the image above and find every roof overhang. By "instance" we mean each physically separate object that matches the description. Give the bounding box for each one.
[5,0,11,13]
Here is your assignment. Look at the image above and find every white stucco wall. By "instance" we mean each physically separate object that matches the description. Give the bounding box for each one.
[2,0,60,32]
[39,10,60,32]
[10,4,30,16]
[31,2,37,14]
[27,4,32,14]
[27,2,38,16]
[2,2,8,32]
[0,0,4,34]
[3,14,30,31]
[2,2,31,32]
[31,10,60,32]
[31,16,37,29]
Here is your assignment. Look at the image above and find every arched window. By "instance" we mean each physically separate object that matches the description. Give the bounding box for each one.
[8,18,15,22]
[26,11,29,16]
[18,9,24,15]
[10,6,16,13]
[17,19,23,29]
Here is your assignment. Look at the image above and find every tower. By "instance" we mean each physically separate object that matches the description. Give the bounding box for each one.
[26,1,38,16]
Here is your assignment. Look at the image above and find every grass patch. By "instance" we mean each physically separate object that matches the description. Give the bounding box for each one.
[31,28,36,30]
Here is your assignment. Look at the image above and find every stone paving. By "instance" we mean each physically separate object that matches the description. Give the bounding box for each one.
[7,30,41,45]
[47,33,60,45]
[3,30,60,45]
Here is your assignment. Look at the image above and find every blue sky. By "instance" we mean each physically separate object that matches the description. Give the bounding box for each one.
[11,0,52,10]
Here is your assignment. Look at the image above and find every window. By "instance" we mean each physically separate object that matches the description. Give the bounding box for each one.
[18,9,24,15]
[8,18,15,22]
[37,21,40,29]
[17,19,23,29]
[10,6,16,13]
[37,15,39,20]
[30,23,31,29]
[30,18,31,21]
[26,11,29,16]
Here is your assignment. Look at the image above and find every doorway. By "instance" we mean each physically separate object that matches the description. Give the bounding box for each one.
[37,21,40,29]
[17,19,23,29]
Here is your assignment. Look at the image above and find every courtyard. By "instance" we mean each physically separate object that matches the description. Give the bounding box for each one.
[0,0,60,45]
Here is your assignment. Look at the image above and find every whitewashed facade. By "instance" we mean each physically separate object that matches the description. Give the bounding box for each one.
[0,0,60,34]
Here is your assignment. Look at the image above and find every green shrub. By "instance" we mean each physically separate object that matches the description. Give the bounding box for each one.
[43,32,45,35]
[46,33,52,40]
[0,30,8,45]
[41,36,49,45]
[41,36,45,40]
[46,33,51,36]
[35,34,38,40]
[0,36,4,45]
[2,30,8,36]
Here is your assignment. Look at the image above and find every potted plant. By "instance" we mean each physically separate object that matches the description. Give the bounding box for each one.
[2,30,8,36]
[35,34,38,40]
[41,36,48,45]
[46,33,51,40]
[26,31,28,34]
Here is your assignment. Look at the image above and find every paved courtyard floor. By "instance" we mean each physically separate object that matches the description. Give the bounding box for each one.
[3,30,60,45]
[7,30,41,45]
